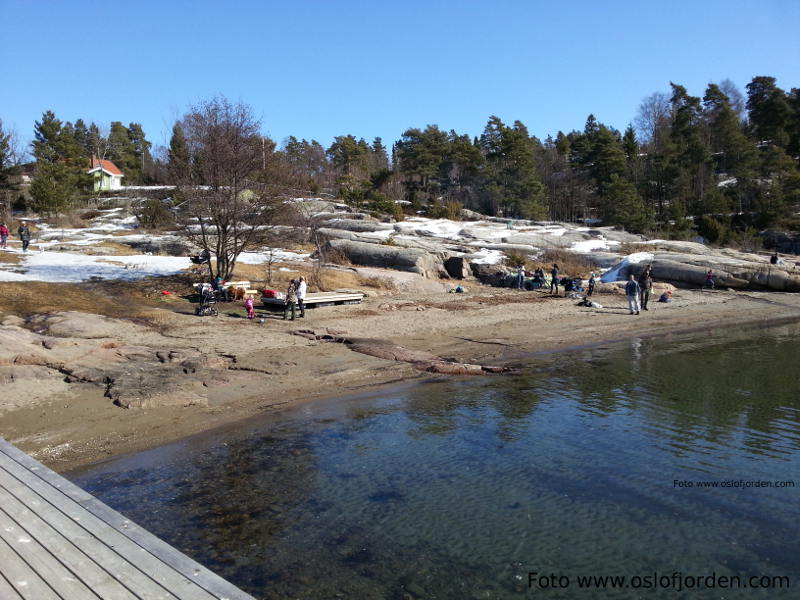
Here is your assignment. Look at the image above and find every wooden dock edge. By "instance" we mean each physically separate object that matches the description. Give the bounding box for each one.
[0,438,256,600]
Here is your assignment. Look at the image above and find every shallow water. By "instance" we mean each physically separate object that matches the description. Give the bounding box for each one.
[70,322,800,599]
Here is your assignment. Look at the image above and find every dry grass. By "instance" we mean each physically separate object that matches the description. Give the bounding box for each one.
[0,282,133,318]
[538,249,599,279]
[94,241,141,255]
[0,251,25,265]
[617,242,660,254]
[356,274,396,290]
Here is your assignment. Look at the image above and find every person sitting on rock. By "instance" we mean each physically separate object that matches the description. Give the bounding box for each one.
[703,269,715,290]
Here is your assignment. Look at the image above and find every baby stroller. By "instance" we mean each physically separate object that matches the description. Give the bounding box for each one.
[195,286,218,317]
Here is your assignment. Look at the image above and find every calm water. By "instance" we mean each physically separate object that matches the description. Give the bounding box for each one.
[70,322,800,599]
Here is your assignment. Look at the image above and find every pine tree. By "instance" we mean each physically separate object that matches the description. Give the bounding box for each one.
[0,120,16,196]
[128,123,153,184]
[168,123,190,182]
[667,83,718,215]
[32,111,63,163]
[602,174,653,233]
[746,76,790,146]
[73,119,91,157]
[30,161,90,216]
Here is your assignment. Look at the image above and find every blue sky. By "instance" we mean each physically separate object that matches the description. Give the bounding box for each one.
[2,0,799,155]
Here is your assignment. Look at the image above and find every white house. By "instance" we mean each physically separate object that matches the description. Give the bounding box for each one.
[87,157,124,191]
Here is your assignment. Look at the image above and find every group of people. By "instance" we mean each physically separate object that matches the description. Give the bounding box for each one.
[281,276,307,321]
[623,264,677,314]
[624,265,653,315]
[0,222,31,251]
[241,276,307,321]
[515,263,583,297]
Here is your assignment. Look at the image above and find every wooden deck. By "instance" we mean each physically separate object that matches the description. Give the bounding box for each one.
[261,291,364,309]
[0,438,255,600]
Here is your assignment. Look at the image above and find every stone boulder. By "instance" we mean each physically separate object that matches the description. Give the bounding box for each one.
[321,218,392,233]
[470,263,512,286]
[606,250,800,292]
[29,311,151,339]
[122,235,192,256]
[444,256,474,279]
[583,251,622,268]
[325,239,448,278]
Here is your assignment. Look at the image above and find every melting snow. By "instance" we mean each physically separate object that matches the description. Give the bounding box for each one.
[600,252,654,283]
[0,249,191,283]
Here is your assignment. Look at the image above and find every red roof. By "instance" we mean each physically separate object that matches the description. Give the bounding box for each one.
[88,157,123,176]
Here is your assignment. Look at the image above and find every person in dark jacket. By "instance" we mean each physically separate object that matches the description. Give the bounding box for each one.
[638,265,653,310]
[17,223,31,252]
[549,264,560,295]
[284,279,298,321]
[587,272,596,297]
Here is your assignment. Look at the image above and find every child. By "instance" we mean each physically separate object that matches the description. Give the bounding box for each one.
[658,290,672,303]
[0,223,8,248]
[703,269,715,290]
[244,295,255,319]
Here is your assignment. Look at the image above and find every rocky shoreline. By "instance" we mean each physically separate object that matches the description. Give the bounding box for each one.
[3,282,800,472]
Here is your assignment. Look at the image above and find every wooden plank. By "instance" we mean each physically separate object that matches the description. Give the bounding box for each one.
[0,477,155,599]
[0,462,173,599]
[0,507,95,599]
[0,536,53,600]
[0,451,216,600]
[0,572,25,600]
[0,440,254,600]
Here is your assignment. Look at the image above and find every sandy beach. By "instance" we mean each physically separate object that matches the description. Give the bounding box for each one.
[2,280,800,473]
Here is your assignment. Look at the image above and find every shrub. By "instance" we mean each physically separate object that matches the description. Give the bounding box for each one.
[503,250,528,269]
[696,215,732,245]
[539,249,598,279]
[135,198,175,230]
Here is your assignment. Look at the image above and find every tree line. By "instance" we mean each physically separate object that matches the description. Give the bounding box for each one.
[1,74,799,238]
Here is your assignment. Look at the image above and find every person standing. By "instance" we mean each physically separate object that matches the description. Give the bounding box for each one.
[244,295,255,319]
[0,223,9,248]
[550,263,560,295]
[587,272,596,297]
[296,276,307,318]
[625,274,641,315]
[17,222,31,252]
[515,265,525,290]
[638,265,653,311]
[284,279,298,321]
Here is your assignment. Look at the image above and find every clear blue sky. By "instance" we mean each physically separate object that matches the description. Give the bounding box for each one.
[2,0,798,156]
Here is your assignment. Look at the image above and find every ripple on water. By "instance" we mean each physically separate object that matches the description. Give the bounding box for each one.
[70,322,800,599]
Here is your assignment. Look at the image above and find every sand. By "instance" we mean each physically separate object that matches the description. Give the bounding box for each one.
[2,283,800,472]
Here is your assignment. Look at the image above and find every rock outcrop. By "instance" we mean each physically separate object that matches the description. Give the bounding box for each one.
[604,246,800,292]
[0,312,242,411]
[324,239,449,278]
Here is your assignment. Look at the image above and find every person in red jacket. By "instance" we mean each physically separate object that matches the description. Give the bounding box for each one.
[0,223,9,248]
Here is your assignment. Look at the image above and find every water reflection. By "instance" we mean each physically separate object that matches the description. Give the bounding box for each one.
[71,322,800,599]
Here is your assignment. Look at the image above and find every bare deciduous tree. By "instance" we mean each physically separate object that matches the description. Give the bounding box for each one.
[173,96,288,280]
[634,92,671,147]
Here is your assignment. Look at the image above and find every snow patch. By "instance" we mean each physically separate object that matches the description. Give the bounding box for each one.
[600,252,654,283]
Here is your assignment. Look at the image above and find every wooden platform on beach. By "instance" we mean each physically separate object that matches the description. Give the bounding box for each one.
[261,291,364,309]
[0,438,254,600]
